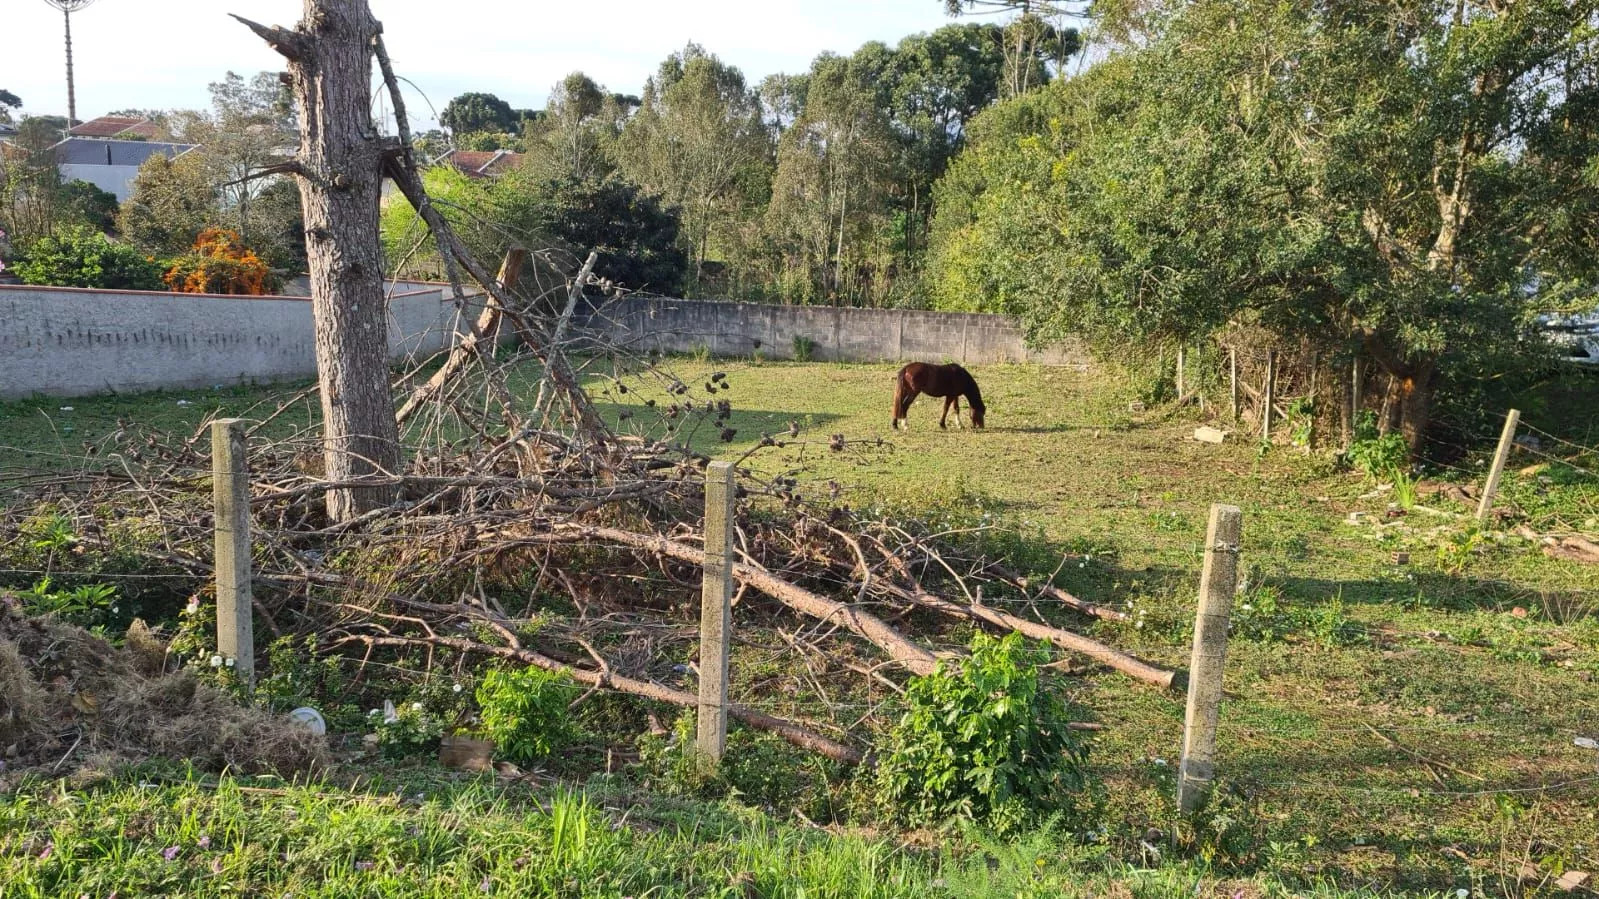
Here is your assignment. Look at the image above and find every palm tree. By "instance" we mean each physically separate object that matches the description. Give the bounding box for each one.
[41,0,99,126]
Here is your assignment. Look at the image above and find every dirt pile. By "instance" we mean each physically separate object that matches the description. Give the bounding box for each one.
[0,594,326,784]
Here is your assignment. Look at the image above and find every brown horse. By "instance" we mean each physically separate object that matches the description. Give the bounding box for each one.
[891,362,986,430]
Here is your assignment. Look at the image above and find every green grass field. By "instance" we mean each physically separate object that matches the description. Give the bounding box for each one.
[2,359,1597,896]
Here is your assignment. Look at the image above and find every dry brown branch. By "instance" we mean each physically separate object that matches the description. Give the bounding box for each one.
[338,633,861,763]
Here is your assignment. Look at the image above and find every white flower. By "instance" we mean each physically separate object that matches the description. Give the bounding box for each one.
[183,597,200,616]
[209,655,223,668]
[224,658,235,668]
[59,406,74,412]
[411,702,423,711]
[368,709,380,717]
[1456,891,1468,899]
[452,684,462,693]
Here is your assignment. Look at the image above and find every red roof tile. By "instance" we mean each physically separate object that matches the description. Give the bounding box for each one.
[437,149,524,177]
[69,116,149,138]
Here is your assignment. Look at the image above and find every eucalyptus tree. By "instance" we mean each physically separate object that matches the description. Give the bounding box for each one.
[765,53,900,304]
[521,72,625,183]
[616,44,771,291]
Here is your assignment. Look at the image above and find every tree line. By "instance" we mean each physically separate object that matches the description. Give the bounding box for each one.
[926,0,1598,450]
[393,11,1078,304]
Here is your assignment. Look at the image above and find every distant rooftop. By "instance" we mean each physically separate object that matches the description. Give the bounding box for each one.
[52,137,196,167]
[68,116,163,140]
[435,148,524,178]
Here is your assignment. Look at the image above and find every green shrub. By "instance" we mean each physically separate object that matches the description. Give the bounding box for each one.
[1345,411,1409,481]
[877,632,1090,834]
[792,334,816,362]
[14,226,165,290]
[475,665,579,763]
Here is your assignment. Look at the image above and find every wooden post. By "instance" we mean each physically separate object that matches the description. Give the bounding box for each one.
[212,419,254,688]
[1176,345,1186,397]
[1228,348,1239,421]
[697,460,735,762]
[1476,409,1521,522]
[1178,504,1243,813]
[1262,351,1276,442]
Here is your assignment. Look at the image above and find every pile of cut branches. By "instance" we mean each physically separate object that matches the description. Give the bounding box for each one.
[0,33,1178,765]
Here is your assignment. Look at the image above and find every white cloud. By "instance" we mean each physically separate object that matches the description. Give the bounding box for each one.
[4,0,958,128]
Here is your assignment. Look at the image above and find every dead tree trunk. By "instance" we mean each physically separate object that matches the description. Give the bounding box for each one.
[234,2,401,522]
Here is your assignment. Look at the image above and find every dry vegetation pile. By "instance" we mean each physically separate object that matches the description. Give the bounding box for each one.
[0,594,326,785]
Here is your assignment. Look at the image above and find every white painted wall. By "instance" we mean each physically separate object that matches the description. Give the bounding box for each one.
[58,164,143,202]
[0,284,461,399]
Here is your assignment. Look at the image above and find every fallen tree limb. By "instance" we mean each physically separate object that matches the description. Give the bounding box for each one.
[339,633,861,763]
[494,524,941,675]
[988,564,1129,622]
[396,248,527,427]
[876,581,1180,690]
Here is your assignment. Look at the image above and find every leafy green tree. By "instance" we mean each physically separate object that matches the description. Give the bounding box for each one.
[617,44,772,291]
[117,153,217,255]
[530,175,687,294]
[440,91,518,135]
[162,72,299,253]
[0,118,69,246]
[59,180,118,233]
[931,0,1599,451]
[0,89,20,123]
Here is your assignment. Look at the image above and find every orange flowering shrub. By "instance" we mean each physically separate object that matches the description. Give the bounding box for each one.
[163,228,277,295]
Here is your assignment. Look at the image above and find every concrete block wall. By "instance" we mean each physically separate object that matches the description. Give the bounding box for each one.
[588,297,1090,368]
[0,283,461,399]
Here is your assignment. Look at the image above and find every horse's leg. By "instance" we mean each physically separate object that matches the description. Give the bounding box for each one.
[952,396,964,429]
[940,396,954,429]
[896,385,919,430]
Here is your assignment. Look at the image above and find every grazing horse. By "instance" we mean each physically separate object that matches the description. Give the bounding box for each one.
[891,362,986,430]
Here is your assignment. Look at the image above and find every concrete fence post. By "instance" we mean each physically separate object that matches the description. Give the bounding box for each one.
[212,418,254,688]
[1477,409,1521,522]
[697,460,736,763]
[1178,503,1243,813]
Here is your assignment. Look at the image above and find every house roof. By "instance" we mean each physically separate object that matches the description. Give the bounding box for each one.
[68,115,162,139]
[435,148,524,177]
[52,137,196,167]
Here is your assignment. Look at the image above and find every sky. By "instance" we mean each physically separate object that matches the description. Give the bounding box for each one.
[4,0,966,128]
